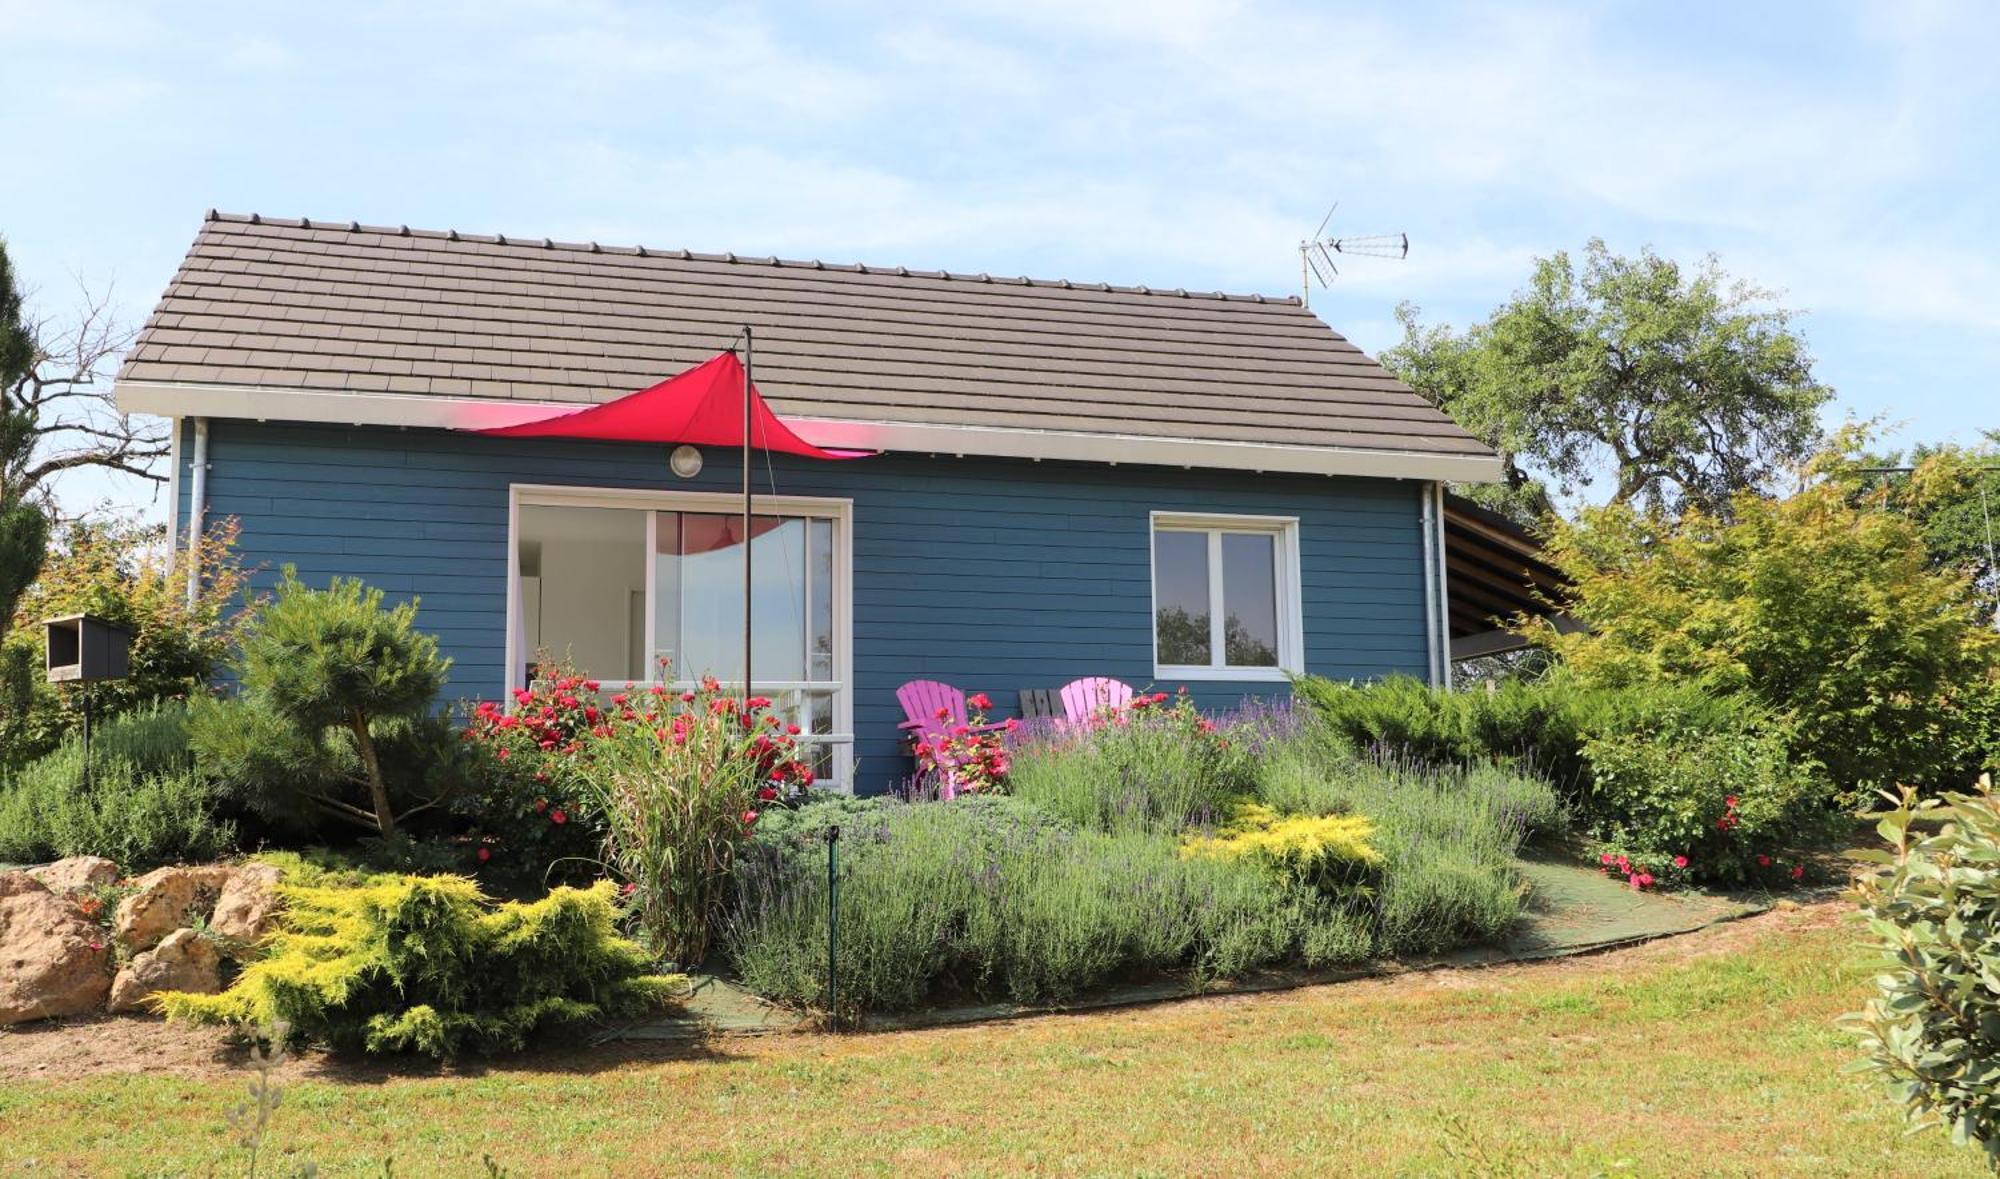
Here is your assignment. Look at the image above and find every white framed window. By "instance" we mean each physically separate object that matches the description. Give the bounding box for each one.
[1149,512,1304,682]
[506,484,855,789]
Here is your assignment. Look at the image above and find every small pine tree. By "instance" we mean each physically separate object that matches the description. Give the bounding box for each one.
[231,567,450,836]
[0,240,48,627]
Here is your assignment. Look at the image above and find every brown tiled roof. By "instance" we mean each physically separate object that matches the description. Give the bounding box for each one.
[118,211,1496,462]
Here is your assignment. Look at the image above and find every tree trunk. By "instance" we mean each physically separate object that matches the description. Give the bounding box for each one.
[349,709,397,838]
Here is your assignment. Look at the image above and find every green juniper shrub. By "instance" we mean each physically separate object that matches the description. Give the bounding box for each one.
[1845,778,2000,1168]
[1006,690,1253,835]
[157,864,684,1057]
[0,701,235,869]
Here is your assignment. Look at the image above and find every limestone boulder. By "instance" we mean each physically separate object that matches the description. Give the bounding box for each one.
[108,927,223,1013]
[113,865,232,952]
[210,862,284,947]
[0,872,111,1025]
[27,856,119,895]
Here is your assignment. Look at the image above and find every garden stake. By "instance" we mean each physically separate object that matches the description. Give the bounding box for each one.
[826,823,840,1031]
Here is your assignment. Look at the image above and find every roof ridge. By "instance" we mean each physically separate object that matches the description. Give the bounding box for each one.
[202,209,1301,307]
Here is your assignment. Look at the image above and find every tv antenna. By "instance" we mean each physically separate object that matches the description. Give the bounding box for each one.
[1299,203,1409,309]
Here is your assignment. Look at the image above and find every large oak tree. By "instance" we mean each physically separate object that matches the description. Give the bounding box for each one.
[1383,239,1832,521]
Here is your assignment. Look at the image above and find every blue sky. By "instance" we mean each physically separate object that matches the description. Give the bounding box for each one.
[6,0,1997,516]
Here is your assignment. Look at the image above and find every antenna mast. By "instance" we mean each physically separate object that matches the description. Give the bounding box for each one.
[1299,203,1409,309]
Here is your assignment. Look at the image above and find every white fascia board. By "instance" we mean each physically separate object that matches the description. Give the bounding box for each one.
[116,379,1507,483]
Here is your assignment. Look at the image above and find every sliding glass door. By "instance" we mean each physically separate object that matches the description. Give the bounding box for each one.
[511,488,851,785]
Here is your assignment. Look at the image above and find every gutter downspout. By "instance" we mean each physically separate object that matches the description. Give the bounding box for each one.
[184,418,209,609]
[1433,482,1454,691]
[1419,482,1442,687]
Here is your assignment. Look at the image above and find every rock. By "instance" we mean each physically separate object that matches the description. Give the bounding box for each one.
[113,865,232,952]
[0,871,111,1025]
[108,928,222,1013]
[210,862,284,947]
[27,856,118,894]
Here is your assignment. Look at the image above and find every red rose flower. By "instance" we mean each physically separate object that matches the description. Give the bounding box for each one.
[968,692,992,711]
[758,786,779,801]
[1790,865,1805,880]
[1756,854,1772,867]
[1673,855,1689,869]
[551,808,569,825]
[476,847,492,862]
[935,706,951,721]
[742,809,760,825]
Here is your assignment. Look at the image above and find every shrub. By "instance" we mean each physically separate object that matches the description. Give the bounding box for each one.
[454,665,617,889]
[1535,480,2000,798]
[158,867,683,1057]
[1181,801,1382,894]
[1253,746,1556,956]
[191,568,465,841]
[1580,693,1838,885]
[1007,690,1252,834]
[911,690,1011,798]
[1845,778,2000,1168]
[727,795,1371,1015]
[0,702,235,869]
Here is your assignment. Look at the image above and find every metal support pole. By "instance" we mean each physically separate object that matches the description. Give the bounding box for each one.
[79,687,92,791]
[742,327,754,700]
[826,824,840,1030]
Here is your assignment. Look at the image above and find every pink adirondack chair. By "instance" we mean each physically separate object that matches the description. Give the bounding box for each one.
[896,680,1005,799]
[1060,677,1135,727]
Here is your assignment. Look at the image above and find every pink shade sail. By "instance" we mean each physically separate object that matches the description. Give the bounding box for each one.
[476,350,869,460]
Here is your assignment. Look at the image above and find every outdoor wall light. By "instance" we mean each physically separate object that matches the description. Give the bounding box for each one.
[669,444,703,479]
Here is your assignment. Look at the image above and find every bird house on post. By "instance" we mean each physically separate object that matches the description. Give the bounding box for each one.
[43,614,132,684]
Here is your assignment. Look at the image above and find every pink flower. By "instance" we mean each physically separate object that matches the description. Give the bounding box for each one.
[967,692,992,711]
[1725,795,1739,808]
[495,746,510,761]
[1600,853,1615,865]
[1004,717,1021,732]
[742,809,760,825]
[1635,873,1654,888]
[621,882,637,896]
[583,680,600,693]
[1790,865,1805,880]
[551,808,568,825]
[1673,855,1689,869]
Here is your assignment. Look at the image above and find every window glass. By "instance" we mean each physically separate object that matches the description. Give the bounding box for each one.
[658,512,806,684]
[1153,529,1212,666]
[517,504,647,680]
[1221,532,1279,667]
[809,517,834,682]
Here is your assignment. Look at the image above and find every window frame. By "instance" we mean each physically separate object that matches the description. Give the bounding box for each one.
[506,483,856,789]
[1148,511,1305,682]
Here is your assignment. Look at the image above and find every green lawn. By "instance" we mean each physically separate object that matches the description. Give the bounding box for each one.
[0,906,1980,1177]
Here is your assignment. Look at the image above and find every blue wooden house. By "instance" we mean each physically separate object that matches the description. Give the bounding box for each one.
[117,212,1511,792]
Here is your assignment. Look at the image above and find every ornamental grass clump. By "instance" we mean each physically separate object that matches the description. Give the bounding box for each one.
[1007,690,1252,834]
[157,868,683,1058]
[571,675,815,967]
[1845,776,2000,1169]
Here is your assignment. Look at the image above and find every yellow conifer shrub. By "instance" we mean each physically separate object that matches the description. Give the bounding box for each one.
[1181,802,1382,893]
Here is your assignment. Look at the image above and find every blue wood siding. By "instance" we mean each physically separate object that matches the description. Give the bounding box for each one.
[177,420,1433,792]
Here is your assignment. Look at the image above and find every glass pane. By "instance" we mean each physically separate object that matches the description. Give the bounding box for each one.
[517,504,647,681]
[1221,532,1280,667]
[808,692,835,782]
[808,518,834,682]
[667,513,807,684]
[1153,529,1212,666]
[652,512,682,680]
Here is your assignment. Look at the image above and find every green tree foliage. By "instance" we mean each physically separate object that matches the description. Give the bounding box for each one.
[0,239,47,627]
[1381,240,1831,520]
[1846,778,2000,1168]
[1532,477,2000,797]
[195,569,453,837]
[1,516,250,768]
[1832,433,2000,620]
